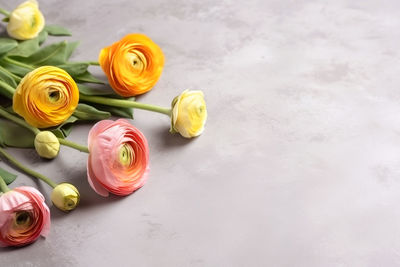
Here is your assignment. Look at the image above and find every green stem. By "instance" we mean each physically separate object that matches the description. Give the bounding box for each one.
[3,57,35,70]
[0,8,10,17]
[0,80,15,99]
[0,65,21,82]
[0,107,40,135]
[0,175,10,193]
[0,147,57,188]
[58,138,89,153]
[0,107,89,153]
[79,94,172,116]
[88,61,100,66]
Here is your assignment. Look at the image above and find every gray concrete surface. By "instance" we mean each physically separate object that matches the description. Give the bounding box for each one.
[1,0,400,266]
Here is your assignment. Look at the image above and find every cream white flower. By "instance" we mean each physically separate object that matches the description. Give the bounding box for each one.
[170,90,207,138]
[7,0,45,40]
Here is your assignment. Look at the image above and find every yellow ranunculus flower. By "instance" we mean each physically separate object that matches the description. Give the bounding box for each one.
[51,183,80,212]
[13,66,79,128]
[170,90,207,138]
[99,33,165,97]
[7,0,45,40]
[34,131,60,159]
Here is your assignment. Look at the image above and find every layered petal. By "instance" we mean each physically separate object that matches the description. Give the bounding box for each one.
[99,34,164,97]
[0,186,50,247]
[13,66,79,128]
[7,0,45,40]
[87,119,149,196]
[171,90,207,138]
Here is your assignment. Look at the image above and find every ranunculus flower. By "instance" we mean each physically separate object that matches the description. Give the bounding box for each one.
[51,183,80,212]
[170,90,207,138]
[0,186,50,247]
[34,131,60,159]
[13,66,79,128]
[7,0,45,40]
[87,119,149,197]
[99,33,164,97]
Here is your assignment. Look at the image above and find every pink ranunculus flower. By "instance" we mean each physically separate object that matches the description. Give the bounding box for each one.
[87,119,150,197]
[0,186,50,247]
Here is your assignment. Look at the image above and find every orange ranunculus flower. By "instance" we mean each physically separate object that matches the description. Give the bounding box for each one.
[99,33,165,97]
[13,66,79,128]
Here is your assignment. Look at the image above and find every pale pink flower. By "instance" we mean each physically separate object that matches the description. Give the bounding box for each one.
[0,186,50,247]
[87,119,150,197]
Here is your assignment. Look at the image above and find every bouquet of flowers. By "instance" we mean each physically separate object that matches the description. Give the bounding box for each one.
[0,0,207,247]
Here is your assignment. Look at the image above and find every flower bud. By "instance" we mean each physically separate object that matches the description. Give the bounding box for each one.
[7,0,45,40]
[51,183,80,212]
[170,90,207,138]
[34,131,60,159]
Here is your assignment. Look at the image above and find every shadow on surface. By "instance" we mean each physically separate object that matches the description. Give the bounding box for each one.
[154,125,194,149]
[0,237,46,252]
[49,165,126,220]
[0,26,6,38]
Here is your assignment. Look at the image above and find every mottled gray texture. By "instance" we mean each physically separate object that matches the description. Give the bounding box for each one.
[1,0,400,266]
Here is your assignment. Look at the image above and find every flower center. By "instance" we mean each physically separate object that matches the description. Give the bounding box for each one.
[48,89,60,102]
[128,51,147,73]
[14,211,32,227]
[31,15,37,28]
[119,143,135,167]
[65,197,76,208]
[197,104,205,116]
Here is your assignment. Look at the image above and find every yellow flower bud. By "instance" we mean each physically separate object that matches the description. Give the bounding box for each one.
[170,90,207,138]
[7,0,45,40]
[51,183,80,212]
[34,131,60,159]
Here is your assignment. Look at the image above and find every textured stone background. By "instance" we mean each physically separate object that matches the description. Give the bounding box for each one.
[1,0,400,266]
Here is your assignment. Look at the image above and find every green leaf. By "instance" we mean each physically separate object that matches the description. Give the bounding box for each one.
[38,30,48,45]
[17,41,81,66]
[50,104,111,138]
[0,128,3,147]
[44,25,72,36]
[4,106,15,114]
[0,67,17,88]
[2,17,9,22]
[0,119,35,148]
[75,71,104,84]
[78,93,135,119]
[0,59,30,77]
[7,38,39,58]
[0,167,17,185]
[60,124,74,137]
[20,41,68,65]
[50,128,65,138]
[58,62,89,77]
[0,38,18,56]
[49,116,78,138]
[65,41,79,60]
[78,83,114,96]
[91,104,134,119]
[73,103,111,120]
